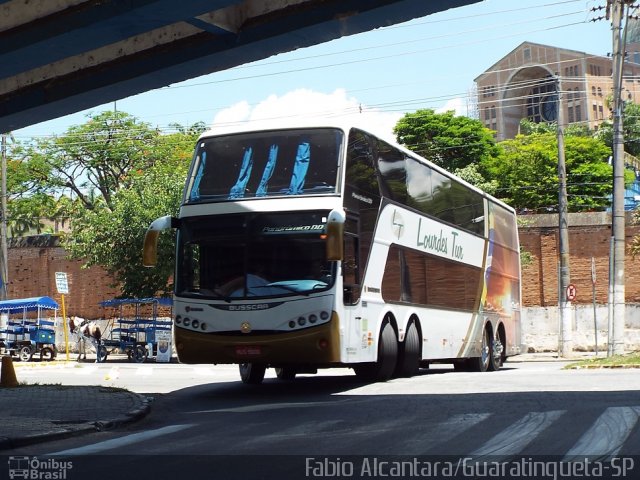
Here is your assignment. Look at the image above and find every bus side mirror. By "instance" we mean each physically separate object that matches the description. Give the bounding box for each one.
[143,216,177,267]
[326,209,345,261]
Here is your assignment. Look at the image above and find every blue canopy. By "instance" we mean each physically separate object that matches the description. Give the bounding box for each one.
[99,297,173,308]
[0,296,59,313]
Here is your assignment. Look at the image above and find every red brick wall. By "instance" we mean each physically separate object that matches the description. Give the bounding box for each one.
[7,236,121,319]
[519,222,640,307]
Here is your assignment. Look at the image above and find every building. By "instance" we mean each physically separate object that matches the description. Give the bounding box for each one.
[474,40,640,141]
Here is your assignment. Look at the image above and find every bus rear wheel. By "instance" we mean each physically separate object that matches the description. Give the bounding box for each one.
[395,322,420,378]
[467,326,494,372]
[488,329,505,371]
[354,322,398,382]
[239,362,266,384]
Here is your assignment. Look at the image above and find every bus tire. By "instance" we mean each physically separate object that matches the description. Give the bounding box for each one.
[395,322,420,378]
[275,367,297,381]
[488,329,505,371]
[467,326,492,372]
[239,363,266,384]
[354,322,398,382]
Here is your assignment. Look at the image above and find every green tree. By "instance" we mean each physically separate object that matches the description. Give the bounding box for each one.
[453,163,499,195]
[519,118,592,137]
[63,124,204,297]
[483,132,628,212]
[20,111,159,210]
[594,101,640,157]
[393,109,500,171]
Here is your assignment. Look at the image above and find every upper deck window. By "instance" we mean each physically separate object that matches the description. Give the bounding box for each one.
[185,128,342,203]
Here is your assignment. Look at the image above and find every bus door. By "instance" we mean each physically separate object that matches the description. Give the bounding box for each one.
[342,215,363,359]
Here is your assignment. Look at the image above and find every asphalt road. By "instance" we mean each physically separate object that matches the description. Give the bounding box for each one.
[5,359,640,480]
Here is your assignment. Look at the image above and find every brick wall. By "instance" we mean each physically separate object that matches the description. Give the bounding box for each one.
[5,213,640,318]
[519,213,640,307]
[6,236,121,319]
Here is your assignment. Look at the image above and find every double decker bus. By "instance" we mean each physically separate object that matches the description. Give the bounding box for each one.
[143,123,522,384]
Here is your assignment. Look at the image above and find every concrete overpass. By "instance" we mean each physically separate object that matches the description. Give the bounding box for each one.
[0,0,480,132]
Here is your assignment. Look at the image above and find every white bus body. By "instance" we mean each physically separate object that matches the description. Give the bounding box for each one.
[144,124,522,383]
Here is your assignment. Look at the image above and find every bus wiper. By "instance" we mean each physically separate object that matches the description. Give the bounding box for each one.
[195,289,235,303]
[251,284,310,296]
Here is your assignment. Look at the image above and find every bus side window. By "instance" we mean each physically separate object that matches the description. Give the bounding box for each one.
[343,232,360,305]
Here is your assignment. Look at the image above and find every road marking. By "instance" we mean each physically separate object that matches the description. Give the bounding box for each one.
[470,410,565,456]
[386,413,493,455]
[47,424,195,456]
[564,406,640,459]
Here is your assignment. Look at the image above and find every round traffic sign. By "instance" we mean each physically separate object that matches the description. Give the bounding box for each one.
[566,283,577,301]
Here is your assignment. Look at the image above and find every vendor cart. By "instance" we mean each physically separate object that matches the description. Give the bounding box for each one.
[0,296,59,361]
[98,297,172,362]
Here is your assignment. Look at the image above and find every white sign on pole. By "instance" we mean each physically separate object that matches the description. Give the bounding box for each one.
[155,329,172,363]
[55,272,69,294]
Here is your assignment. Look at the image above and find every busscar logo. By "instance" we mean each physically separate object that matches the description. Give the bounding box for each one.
[212,302,284,311]
[8,457,73,480]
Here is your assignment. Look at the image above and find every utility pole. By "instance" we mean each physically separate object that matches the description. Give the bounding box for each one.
[556,76,573,357]
[609,0,630,356]
[0,133,8,301]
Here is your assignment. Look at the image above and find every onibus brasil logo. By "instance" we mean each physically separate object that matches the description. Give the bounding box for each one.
[8,457,73,480]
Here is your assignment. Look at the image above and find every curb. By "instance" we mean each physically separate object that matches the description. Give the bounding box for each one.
[0,424,97,450]
[0,393,152,450]
[565,364,640,369]
[94,394,152,430]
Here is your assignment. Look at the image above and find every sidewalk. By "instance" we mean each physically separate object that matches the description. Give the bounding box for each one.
[0,358,151,450]
[507,351,604,362]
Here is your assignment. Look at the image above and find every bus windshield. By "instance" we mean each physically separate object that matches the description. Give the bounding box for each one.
[185,128,343,203]
[176,212,335,300]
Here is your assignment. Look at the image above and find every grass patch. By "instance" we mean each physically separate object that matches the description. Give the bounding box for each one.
[564,351,640,369]
[98,386,129,393]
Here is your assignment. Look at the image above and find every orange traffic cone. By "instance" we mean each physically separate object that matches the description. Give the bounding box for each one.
[0,355,18,388]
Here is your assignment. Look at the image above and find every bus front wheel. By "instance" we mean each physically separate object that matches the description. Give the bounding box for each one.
[354,322,398,382]
[239,363,266,384]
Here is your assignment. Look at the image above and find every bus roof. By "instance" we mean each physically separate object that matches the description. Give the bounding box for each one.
[196,121,516,215]
[198,117,389,141]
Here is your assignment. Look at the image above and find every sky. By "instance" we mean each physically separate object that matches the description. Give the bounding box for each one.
[12,0,616,143]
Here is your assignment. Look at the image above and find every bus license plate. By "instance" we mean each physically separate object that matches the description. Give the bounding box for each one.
[236,346,261,356]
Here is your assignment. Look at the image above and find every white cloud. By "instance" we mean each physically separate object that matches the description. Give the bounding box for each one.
[213,100,251,125]
[210,88,402,142]
[435,97,467,116]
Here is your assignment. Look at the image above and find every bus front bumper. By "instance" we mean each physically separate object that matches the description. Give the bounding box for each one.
[174,314,341,365]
